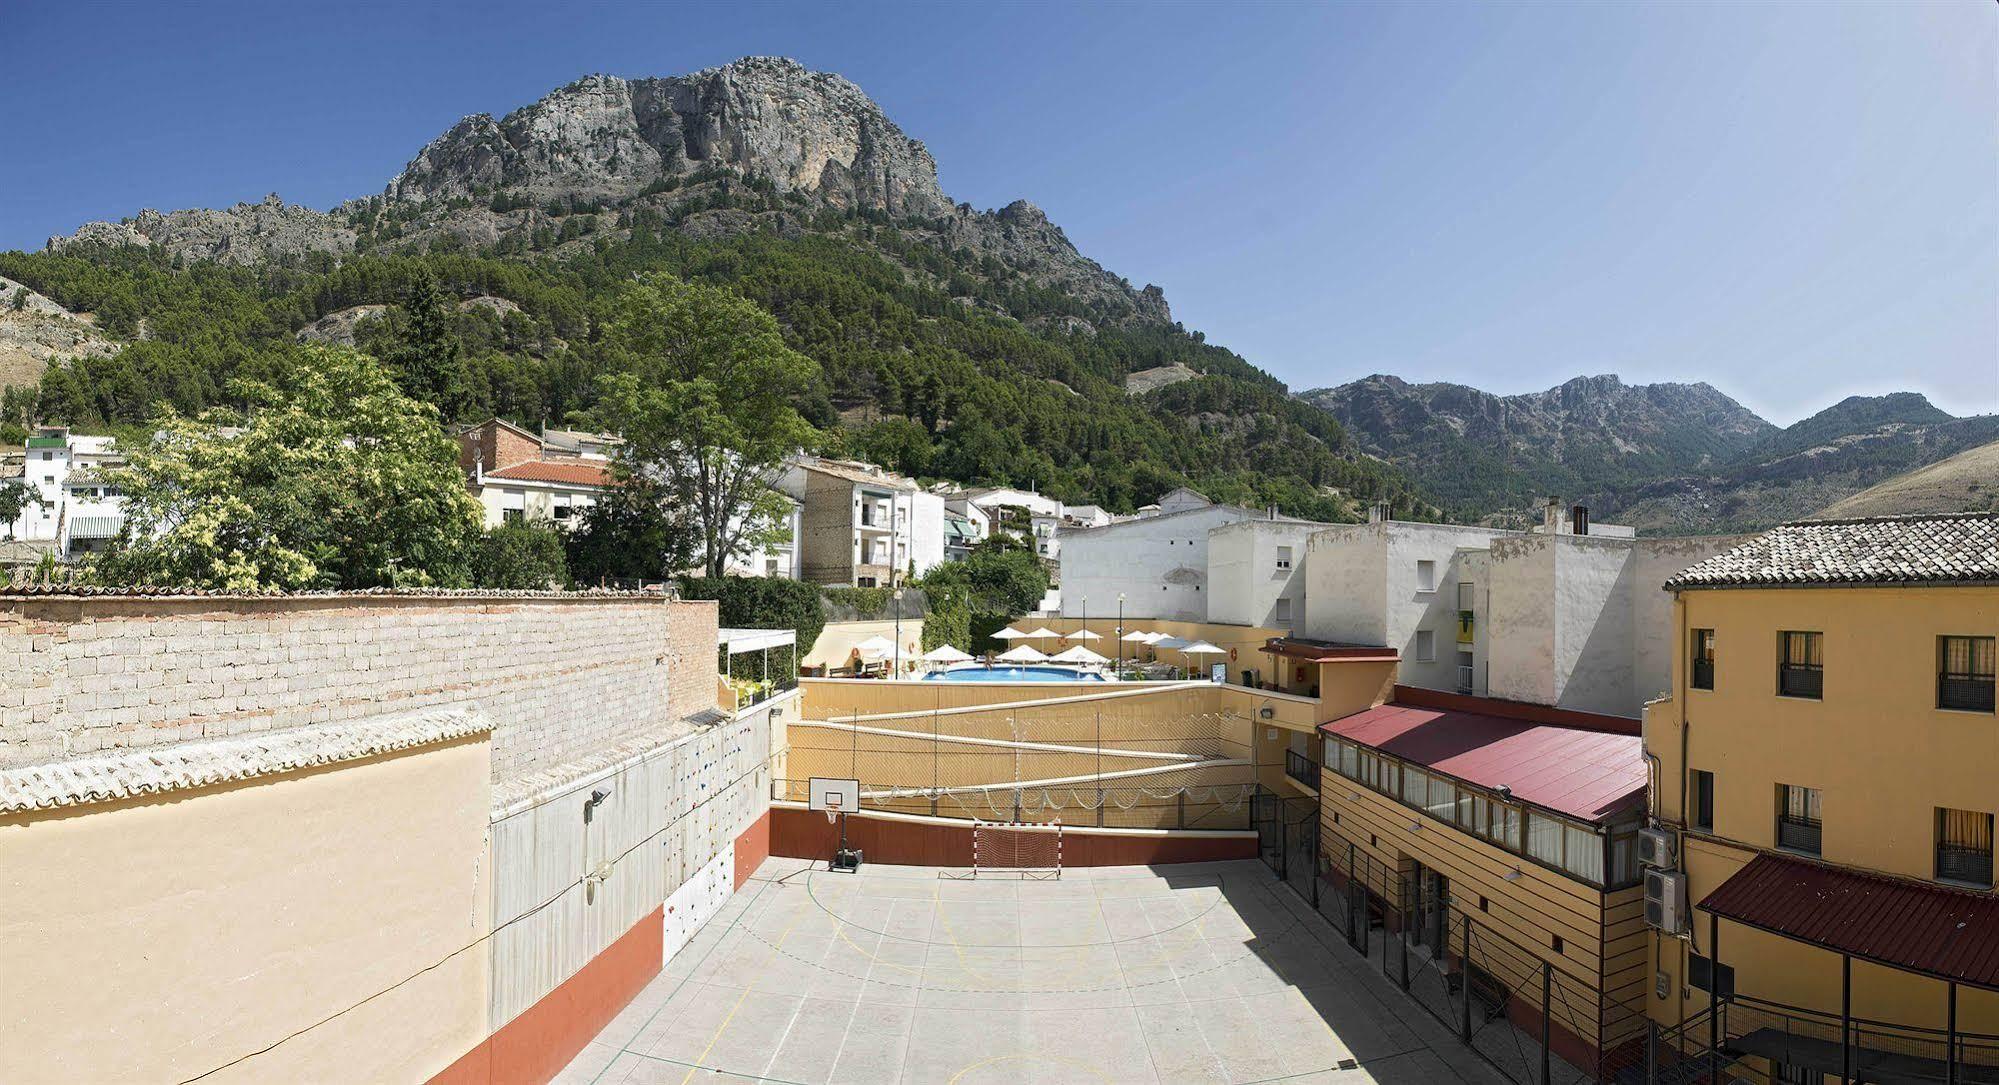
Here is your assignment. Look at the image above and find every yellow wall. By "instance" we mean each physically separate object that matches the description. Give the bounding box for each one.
[1319,773,1648,1052]
[804,618,925,676]
[1030,615,1288,683]
[1646,584,1999,1035]
[0,738,493,1084]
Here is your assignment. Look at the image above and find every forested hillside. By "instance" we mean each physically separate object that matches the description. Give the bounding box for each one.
[0,220,1433,522]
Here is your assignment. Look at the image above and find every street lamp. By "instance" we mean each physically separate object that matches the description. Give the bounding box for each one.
[1117,593,1125,677]
[893,587,904,678]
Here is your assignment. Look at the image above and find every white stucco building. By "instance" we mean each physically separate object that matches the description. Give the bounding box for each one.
[2,427,126,559]
[1302,503,1743,717]
[1204,518,1322,630]
[778,456,924,587]
[1057,491,1316,622]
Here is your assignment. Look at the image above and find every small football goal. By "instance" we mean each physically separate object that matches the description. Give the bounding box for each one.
[972,819,1062,879]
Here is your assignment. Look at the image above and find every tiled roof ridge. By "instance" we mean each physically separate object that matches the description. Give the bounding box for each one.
[0,707,489,814]
[1786,511,1998,527]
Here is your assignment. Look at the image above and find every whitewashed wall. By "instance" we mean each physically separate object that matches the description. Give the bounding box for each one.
[1059,506,1255,621]
[485,701,775,1029]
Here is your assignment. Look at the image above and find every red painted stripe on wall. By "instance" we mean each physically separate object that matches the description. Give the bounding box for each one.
[768,806,1256,867]
[427,905,663,1085]
[733,809,771,889]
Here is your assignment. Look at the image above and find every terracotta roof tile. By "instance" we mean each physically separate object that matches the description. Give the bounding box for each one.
[1664,513,1999,590]
[485,460,612,487]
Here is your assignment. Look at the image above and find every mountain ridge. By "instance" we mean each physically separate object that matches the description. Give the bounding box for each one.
[1302,371,1995,533]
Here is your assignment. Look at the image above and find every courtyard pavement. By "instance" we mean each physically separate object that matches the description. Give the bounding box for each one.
[557,857,1504,1084]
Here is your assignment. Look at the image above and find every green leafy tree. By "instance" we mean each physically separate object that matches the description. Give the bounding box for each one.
[596,273,819,577]
[917,535,1050,629]
[383,271,467,420]
[470,522,569,589]
[0,480,48,539]
[679,574,826,655]
[562,477,700,585]
[92,348,482,590]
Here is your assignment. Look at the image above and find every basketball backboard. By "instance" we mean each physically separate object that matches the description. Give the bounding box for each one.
[808,776,860,813]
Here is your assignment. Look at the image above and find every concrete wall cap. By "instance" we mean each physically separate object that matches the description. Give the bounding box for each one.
[0,707,490,814]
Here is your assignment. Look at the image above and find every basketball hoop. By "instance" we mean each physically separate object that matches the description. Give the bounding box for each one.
[809,777,864,873]
[824,795,842,825]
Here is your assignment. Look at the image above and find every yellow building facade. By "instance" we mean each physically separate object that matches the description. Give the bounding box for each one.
[1644,514,1999,1081]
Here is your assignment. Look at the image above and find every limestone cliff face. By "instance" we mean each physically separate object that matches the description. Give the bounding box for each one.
[45,57,1166,323]
[389,59,949,217]
[50,194,355,267]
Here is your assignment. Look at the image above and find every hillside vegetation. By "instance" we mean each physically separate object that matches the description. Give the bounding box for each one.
[0,222,1433,522]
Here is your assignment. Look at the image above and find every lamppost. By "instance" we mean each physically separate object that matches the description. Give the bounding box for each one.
[1117,593,1126,677]
[893,587,904,678]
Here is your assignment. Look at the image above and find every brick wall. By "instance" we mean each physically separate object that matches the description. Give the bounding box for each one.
[0,594,719,788]
[457,420,542,475]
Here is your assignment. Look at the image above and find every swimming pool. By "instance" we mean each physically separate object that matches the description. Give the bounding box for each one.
[924,665,1107,682]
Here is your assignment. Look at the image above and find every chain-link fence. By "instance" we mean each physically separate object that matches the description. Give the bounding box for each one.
[785,687,1256,829]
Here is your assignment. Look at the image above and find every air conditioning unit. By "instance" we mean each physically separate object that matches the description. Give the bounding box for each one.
[1644,868,1687,935]
[1638,827,1677,868]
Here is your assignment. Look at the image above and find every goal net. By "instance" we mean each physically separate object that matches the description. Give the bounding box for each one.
[972,820,1062,879]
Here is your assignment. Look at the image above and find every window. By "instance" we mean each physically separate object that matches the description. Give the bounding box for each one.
[1414,629,1435,662]
[1691,770,1715,833]
[1692,629,1715,691]
[1939,636,1996,713]
[1776,784,1822,855]
[1416,560,1437,593]
[1778,632,1822,699]
[1275,545,1293,571]
[1274,598,1292,624]
[1527,812,1564,866]
[501,508,524,525]
[1937,808,1995,888]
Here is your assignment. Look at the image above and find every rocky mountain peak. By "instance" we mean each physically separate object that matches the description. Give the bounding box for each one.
[386,57,949,218]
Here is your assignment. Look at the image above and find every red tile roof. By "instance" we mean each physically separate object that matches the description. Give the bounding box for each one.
[1318,702,1645,823]
[1699,852,1999,991]
[485,461,611,487]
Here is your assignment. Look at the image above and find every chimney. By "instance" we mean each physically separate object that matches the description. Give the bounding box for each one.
[1571,505,1590,537]
[1543,497,1563,533]
[1268,505,1278,521]
[1369,501,1391,524]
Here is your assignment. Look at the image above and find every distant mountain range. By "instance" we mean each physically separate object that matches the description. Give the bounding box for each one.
[1300,377,1998,533]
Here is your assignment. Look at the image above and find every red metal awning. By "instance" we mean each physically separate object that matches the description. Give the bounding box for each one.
[1318,702,1644,823]
[1700,852,1999,991]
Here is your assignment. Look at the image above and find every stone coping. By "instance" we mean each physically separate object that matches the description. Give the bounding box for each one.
[0,707,489,814]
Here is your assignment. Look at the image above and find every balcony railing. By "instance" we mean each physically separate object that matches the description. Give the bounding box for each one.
[1779,664,1823,699]
[1455,664,1474,694]
[1284,749,1319,791]
[1777,815,1823,855]
[1938,844,1995,888]
[1940,674,1996,713]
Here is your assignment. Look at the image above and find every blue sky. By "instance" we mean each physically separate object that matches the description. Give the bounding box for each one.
[3,1,1992,424]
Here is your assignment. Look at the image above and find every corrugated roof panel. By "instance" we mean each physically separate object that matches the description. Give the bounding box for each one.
[1317,702,1644,823]
[1700,852,1999,990]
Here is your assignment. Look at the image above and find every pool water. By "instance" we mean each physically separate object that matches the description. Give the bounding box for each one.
[924,665,1106,682]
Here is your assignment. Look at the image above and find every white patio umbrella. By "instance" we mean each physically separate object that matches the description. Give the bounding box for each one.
[1149,636,1189,651]
[1180,640,1227,677]
[921,645,975,663]
[995,644,1050,663]
[992,626,1034,641]
[1063,629,1103,641]
[1052,645,1110,666]
[853,635,895,658]
[1023,626,1063,643]
[1120,630,1156,643]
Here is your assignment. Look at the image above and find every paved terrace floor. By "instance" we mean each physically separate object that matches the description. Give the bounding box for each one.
[558,857,1504,1084]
